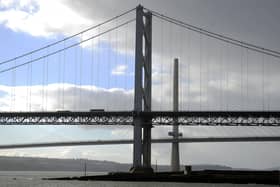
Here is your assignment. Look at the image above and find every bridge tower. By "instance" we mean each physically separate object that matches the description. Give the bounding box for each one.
[131,5,153,173]
[168,58,183,171]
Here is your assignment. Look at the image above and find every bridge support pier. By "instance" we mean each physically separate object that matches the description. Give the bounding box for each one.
[131,5,153,173]
[143,125,152,169]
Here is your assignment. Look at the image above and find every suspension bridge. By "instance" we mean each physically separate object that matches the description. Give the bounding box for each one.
[0,5,280,173]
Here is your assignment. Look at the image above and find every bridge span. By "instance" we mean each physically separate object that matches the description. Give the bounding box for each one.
[1,111,280,126]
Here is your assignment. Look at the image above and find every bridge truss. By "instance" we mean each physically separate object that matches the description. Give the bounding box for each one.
[1,111,280,126]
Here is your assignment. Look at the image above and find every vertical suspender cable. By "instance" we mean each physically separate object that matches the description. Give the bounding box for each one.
[74,43,78,110]
[187,31,191,111]
[199,33,202,111]
[125,22,129,109]
[11,60,14,111]
[262,53,265,111]
[26,55,30,111]
[106,32,110,110]
[95,32,98,108]
[268,57,270,111]
[219,42,223,110]
[225,45,228,110]
[241,46,244,110]
[91,38,94,108]
[206,38,209,110]
[62,40,66,110]
[42,50,45,111]
[114,18,118,109]
[160,18,163,111]
[109,28,113,110]
[246,49,249,110]
[10,63,12,111]
[97,28,100,109]
[10,59,16,111]
[29,54,33,111]
[170,22,173,111]
[46,47,49,111]
[79,33,83,110]
[115,18,118,90]
[7,61,11,112]
[58,45,61,109]
[179,28,183,111]
[115,19,122,110]
[224,45,227,110]
[13,59,16,111]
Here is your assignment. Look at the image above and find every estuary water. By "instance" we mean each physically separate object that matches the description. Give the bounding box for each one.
[0,171,277,187]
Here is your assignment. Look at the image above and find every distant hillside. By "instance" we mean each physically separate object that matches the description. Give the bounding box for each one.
[189,164,232,171]
[0,156,232,172]
[0,156,129,172]
[267,167,280,171]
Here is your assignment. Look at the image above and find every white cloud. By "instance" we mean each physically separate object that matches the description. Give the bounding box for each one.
[111,65,127,75]
[0,0,137,57]
[0,83,134,111]
[0,0,92,37]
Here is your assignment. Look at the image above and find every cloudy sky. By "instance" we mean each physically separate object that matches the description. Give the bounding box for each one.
[0,0,280,170]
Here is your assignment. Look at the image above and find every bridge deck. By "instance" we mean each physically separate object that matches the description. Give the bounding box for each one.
[0,111,280,126]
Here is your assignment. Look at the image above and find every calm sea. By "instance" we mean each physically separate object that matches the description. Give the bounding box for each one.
[0,171,277,187]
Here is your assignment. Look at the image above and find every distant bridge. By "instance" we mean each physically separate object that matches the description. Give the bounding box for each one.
[1,136,280,149]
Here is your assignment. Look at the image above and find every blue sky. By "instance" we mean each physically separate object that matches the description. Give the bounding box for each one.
[0,26,135,88]
[0,0,280,169]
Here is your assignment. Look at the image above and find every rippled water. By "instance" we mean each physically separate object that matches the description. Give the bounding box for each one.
[0,171,277,187]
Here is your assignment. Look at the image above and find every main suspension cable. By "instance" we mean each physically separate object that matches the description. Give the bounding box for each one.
[0,7,136,66]
[0,19,136,74]
[148,9,280,59]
